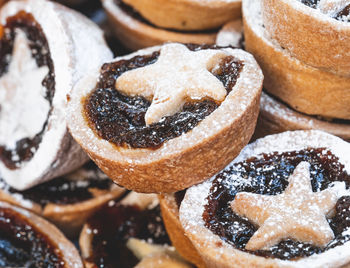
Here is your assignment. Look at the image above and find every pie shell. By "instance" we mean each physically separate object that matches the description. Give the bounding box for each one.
[0,201,84,267]
[243,0,350,120]
[122,0,241,31]
[261,0,350,77]
[0,182,125,237]
[0,0,113,190]
[159,193,206,268]
[252,92,350,142]
[102,0,217,51]
[180,130,350,268]
[67,45,263,193]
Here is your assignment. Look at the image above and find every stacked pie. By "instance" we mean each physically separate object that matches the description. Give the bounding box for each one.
[243,0,350,141]
[101,0,242,50]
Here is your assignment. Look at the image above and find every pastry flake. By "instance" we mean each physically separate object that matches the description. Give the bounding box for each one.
[115,43,228,125]
[231,161,345,251]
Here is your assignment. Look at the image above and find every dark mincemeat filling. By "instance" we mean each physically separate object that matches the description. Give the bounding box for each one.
[85,44,243,149]
[86,203,170,268]
[3,162,113,206]
[204,148,350,260]
[301,0,350,21]
[0,12,55,170]
[0,208,64,267]
[114,0,218,33]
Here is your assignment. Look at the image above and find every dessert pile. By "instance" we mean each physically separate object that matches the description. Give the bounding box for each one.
[0,0,349,267]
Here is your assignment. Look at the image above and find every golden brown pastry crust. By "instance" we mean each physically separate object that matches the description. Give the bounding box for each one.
[0,201,83,267]
[261,0,350,77]
[0,180,125,237]
[122,0,241,31]
[102,0,217,51]
[253,92,350,142]
[159,194,206,268]
[243,0,350,120]
[67,45,263,193]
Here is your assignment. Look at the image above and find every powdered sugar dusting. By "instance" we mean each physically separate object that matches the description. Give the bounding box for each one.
[0,29,49,150]
[216,20,243,47]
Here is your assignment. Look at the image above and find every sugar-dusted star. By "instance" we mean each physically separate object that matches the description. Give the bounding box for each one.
[115,43,228,125]
[0,29,49,149]
[318,0,350,15]
[231,161,347,251]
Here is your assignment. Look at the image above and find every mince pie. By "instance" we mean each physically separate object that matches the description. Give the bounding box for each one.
[253,92,350,142]
[79,192,191,268]
[0,162,125,237]
[118,0,241,31]
[243,0,350,120]
[159,192,206,268]
[0,201,83,267]
[67,43,263,193]
[261,0,350,76]
[0,0,112,190]
[101,0,218,51]
[180,130,350,267]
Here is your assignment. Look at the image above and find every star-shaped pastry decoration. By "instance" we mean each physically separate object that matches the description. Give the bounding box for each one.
[115,43,228,125]
[231,161,346,251]
[0,29,49,149]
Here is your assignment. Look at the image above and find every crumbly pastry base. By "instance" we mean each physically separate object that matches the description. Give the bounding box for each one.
[0,201,84,268]
[261,0,350,77]
[215,19,243,47]
[102,0,217,51]
[159,194,206,268]
[180,130,350,268]
[67,45,263,193]
[253,92,350,142]
[0,0,113,190]
[122,0,241,31]
[0,182,125,237]
[243,0,350,120]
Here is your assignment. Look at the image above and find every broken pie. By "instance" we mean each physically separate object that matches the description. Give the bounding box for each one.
[67,43,263,193]
[0,0,113,190]
[261,0,350,76]
[79,192,191,268]
[180,130,350,267]
[243,0,350,120]
[0,161,125,237]
[0,201,83,267]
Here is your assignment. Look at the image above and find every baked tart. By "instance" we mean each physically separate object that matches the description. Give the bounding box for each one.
[159,192,206,268]
[243,0,350,120]
[261,0,350,77]
[180,130,350,267]
[79,192,191,268]
[0,161,125,237]
[120,0,241,31]
[253,92,350,142]
[216,20,243,48]
[101,0,218,51]
[67,43,263,193]
[0,201,83,267]
[0,0,112,190]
